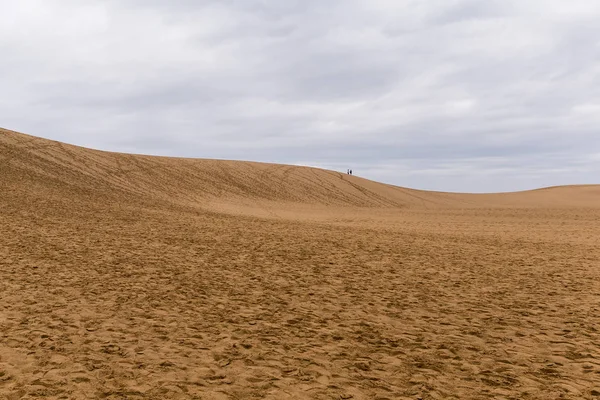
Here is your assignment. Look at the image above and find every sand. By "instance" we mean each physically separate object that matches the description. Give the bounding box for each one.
[1,128,600,399]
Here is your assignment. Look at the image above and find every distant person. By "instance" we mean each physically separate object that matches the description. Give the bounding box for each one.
[350,169,353,175]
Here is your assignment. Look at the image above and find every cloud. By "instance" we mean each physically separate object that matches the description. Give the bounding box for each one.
[1,0,599,192]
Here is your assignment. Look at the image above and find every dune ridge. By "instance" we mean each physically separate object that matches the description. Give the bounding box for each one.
[2,128,599,214]
[1,127,600,399]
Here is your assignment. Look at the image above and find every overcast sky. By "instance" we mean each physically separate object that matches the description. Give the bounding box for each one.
[1,0,599,192]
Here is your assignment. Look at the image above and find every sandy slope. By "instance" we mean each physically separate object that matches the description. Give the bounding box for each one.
[1,127,600,400]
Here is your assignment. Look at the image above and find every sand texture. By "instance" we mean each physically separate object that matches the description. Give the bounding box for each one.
[1,128,600,399]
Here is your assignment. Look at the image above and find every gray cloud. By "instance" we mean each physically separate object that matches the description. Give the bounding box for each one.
[1,0,599,192]
[431,0,511,25]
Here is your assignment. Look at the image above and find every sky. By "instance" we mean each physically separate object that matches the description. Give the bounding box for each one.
[1,0,599,192]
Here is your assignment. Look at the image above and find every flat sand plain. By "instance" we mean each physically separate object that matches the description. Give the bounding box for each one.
[1,128,600,399]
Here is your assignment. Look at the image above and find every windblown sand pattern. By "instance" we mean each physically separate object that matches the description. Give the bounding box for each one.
[1,128,600,399]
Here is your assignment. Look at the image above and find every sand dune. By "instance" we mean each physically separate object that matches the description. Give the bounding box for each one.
[2,128,598,213]
[1,127,600,399]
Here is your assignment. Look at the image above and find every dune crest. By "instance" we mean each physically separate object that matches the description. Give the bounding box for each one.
[2,128,598,215]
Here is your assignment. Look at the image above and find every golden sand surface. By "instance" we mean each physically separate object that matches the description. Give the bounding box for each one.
[1,128,600,399]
